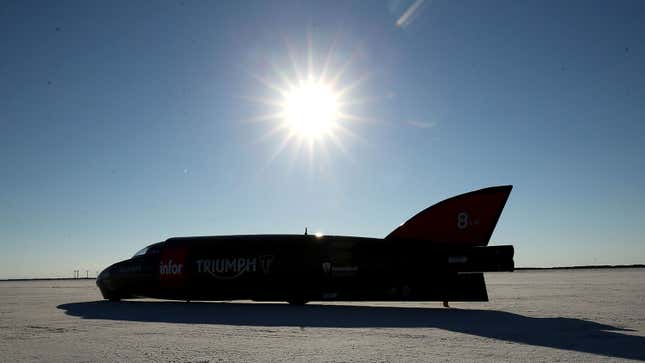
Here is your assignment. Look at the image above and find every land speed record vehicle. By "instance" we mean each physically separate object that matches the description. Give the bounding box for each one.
[97,185,515,305]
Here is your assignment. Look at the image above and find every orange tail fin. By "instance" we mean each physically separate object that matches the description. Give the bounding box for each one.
[385,185,512,246]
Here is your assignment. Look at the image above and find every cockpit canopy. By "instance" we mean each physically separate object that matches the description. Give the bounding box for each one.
[132,242,163,258]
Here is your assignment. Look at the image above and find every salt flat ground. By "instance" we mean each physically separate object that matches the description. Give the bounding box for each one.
[1,269,644,362]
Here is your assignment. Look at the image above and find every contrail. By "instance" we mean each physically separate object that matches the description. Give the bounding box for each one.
[396,0,426,28]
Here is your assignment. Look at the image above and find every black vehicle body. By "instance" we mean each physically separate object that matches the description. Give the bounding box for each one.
[97,185,515,304]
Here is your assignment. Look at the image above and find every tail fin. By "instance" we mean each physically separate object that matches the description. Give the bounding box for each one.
[385,185,512,246]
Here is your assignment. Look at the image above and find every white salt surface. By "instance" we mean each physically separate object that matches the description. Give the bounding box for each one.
[1,269,644,362]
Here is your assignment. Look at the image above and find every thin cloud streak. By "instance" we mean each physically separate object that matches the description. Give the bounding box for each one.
[396,0,426,28]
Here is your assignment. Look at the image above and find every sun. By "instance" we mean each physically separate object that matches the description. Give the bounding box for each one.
[246,37,368,167]
[282,79,339,139]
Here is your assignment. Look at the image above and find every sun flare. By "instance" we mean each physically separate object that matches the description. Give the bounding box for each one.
[282,79,339,139]
[247,37,368,168]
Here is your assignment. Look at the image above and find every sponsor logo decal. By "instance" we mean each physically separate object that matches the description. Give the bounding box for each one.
[330,266,358,277]
[448,256,468,264]
[321,262,358,277]
[159,247,187,285]
[160,260,183,275]
[118,265,142,274]
[259,255,274,275]
[196,255,274,280]
[322,262,332,274]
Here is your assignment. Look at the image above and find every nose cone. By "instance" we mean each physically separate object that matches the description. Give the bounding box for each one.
[96,266,121,301]
[96,268,108,287]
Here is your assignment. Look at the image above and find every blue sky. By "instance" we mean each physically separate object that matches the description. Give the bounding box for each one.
[1,0,644,278]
